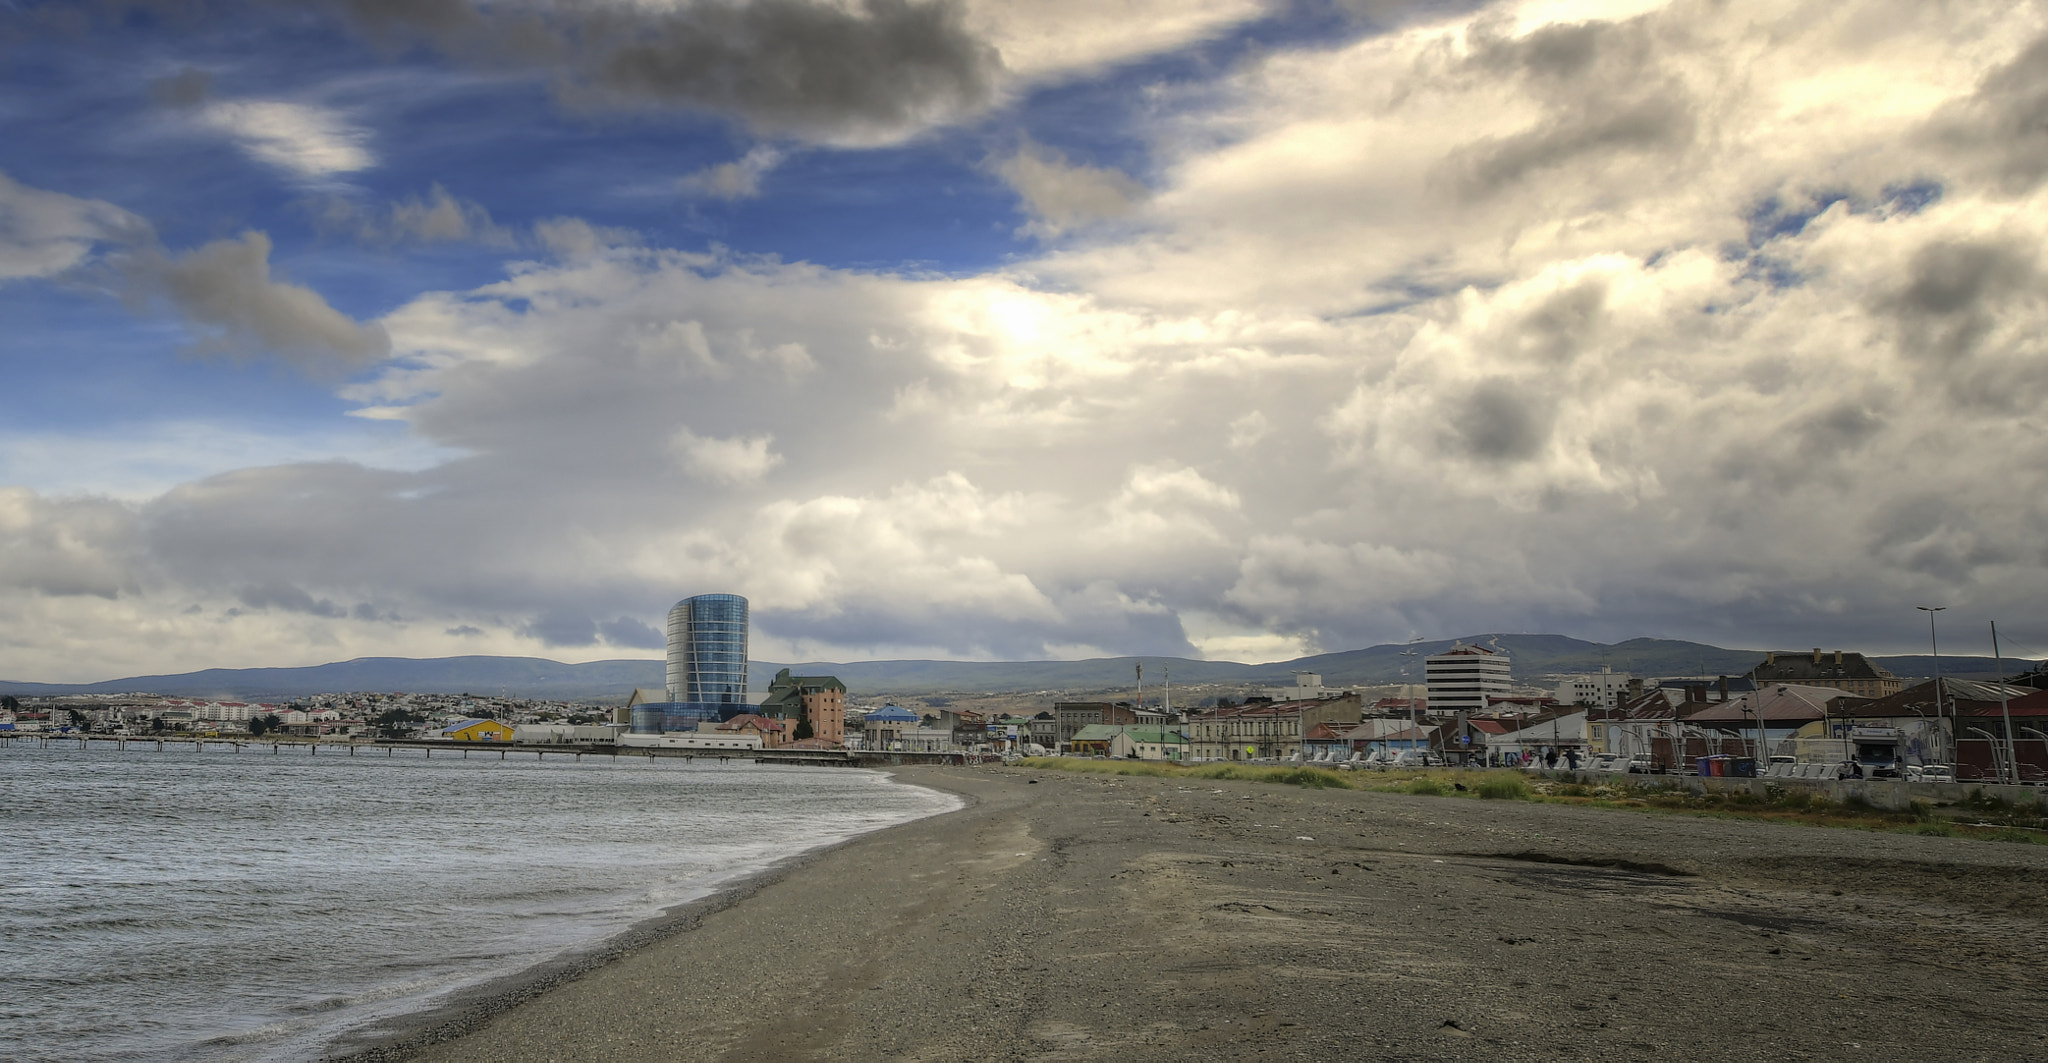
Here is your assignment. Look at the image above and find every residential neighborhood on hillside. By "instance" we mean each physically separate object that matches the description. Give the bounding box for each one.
[10,641,2047,785]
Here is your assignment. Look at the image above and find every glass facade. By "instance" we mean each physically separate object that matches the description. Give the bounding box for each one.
[652,593,750,733]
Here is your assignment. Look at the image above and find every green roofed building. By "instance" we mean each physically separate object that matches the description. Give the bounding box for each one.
[1069,724,1188,761]
[756,668,848,746]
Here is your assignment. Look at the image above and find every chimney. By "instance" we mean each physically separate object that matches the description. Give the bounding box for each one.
[1718,675,1730,701]
[1812,648,1822,664]
[1835,650,1843,665]
[1765,651,1775,665]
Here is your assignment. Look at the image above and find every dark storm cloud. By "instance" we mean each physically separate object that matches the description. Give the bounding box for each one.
[597,616,664,649]
[1929,34,2048,195]
[1444,378,1551,463]
[334,0,1002,143]
[1513,278,1606,363]
[1450,17,1695,196]
[1887,237,2035,363]
[1797,399,1885,461]
[1458,93,1693,194]
[520,610,599,647]
[237,584,349,618]
[122,231,391,367]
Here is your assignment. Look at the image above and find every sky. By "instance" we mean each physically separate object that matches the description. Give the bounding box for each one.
[4,0,2048,682]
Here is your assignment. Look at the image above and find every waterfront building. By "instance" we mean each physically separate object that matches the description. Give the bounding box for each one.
[1554,668,1634,710]
[1054,701,1138,747]
[1262,671,1349,701]
[1425,643,1512,716]
[441,718,515,741]
[755,668,846,746]
[629,593,750,734]
[1747,649,1904,699]
[1069,724,1187,760]
[860,704,920,750]
[1188,694,1363,761]
[717,713,789,747]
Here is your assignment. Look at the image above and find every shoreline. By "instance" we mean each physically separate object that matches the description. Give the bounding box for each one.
[325,768,969,1062]
[348,764,2048,1060]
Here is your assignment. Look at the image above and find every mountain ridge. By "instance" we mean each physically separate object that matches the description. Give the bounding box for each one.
[1,636,2031,702]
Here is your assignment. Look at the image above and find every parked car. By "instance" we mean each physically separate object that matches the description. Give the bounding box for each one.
[1916,764,1956,784]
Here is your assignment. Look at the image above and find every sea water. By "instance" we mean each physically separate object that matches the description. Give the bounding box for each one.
[0,741,959,1062]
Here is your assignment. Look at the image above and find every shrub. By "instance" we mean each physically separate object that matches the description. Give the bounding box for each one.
[1406,777,1445,796]
[1273,768,1352,790]
[1770,788,1815,811]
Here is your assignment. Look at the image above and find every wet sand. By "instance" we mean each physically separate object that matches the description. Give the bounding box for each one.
[338,765,2048,1061]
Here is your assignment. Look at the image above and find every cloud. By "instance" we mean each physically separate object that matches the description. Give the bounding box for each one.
[598,616,664,648]
[679,146,785,200]
[670,427,784,484]
[533,216,638,258]
[0,489,137,599]
[994,139,1146,237]
[195,99,375,179]
[335,0,1003,147]
[522,610,599,647]
[128,231,391,367]
[1442,377,1553,464]
[237,584,350,619]
[0,170,151,282]
[319,184,516,246]
[1928,33,2048,195]
[959,0,1273,79]
[0,171,383,372]
[19,0,2048,681]
[149,67,213,108]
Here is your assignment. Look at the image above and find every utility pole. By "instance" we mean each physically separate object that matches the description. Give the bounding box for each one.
[1993,621,2017,785]
[1918,606,1948,771]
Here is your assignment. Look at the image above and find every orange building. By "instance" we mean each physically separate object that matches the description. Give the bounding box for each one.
[757,668,847,747]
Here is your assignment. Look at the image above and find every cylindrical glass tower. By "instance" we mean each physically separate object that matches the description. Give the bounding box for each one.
[664,593,749,730]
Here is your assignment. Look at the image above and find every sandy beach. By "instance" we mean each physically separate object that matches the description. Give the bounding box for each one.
[339,765,2048,1061]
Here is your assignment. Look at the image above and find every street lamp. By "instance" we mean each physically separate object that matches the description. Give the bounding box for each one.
[1917,606,1949,766]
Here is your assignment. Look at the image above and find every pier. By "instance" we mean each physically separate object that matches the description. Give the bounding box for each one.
[0,732,989,767]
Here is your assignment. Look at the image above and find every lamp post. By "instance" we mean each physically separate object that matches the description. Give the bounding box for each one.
[1917,606,1948,769]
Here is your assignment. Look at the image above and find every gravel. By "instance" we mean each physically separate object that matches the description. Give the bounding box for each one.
[341,765,2048,1061]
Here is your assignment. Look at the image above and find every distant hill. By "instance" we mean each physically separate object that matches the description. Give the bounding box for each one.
[0,637,2030,702]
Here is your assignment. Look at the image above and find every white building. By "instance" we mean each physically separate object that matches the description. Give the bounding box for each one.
[1554,669,1633,710]
[617,732,761,752]
[1262,671,1346,701]
[1425,644,1512,715]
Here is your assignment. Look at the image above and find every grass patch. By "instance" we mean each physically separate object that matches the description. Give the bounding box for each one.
[1476,776,1532,800]
[1008,758,2047,845]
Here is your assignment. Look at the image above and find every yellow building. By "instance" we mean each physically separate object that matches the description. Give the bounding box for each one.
[441,718,515,741]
